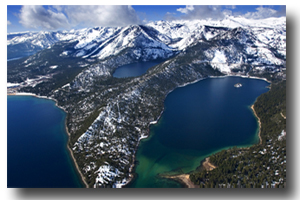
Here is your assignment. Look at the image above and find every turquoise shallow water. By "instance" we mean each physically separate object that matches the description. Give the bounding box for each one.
[7,77,269,188]
[127,77,270,188]
[7,95,83,188]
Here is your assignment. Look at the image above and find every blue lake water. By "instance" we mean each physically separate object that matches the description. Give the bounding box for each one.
[127,76,270,188]
[113,60,163,78]
[7,95,83,188]
[7,76,269,188]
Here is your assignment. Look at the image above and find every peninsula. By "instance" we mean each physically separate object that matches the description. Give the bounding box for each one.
[7,13,286,188]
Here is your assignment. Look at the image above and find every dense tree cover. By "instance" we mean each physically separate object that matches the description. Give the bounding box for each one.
[190,80,286,188]
[7,41,99,96]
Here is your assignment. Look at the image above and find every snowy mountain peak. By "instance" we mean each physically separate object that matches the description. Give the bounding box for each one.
[7,16,285,64]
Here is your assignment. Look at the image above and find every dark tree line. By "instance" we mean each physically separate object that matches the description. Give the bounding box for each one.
[190,80,286,188]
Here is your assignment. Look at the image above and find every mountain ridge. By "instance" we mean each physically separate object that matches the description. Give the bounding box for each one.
[7,16,286,60]
[7,16,286,188]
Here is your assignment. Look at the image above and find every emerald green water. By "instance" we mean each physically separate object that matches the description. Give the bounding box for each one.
[127,77,269,188]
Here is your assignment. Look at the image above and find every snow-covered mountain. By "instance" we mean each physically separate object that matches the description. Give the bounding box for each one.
[71,25,177,60]
[7,16,286,188]
[7,15,286,98]
[7,16,286,64]
[7,31,67,59]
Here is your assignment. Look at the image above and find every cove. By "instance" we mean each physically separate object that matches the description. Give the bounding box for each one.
[7,95,83,188]
[127,76,270,188]
[113,60,164,78]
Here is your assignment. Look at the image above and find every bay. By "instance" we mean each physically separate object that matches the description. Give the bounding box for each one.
[7,95,83,188]
[113,60,163,78]
[127,76,270,188]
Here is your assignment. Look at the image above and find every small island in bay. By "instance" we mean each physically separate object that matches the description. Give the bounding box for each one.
[234,83,242,88]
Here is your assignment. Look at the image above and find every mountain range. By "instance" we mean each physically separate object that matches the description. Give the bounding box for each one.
[8,16,285,61]
[7,16,286,188]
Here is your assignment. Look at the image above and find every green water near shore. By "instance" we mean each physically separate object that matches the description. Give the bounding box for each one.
[127,77,269,188]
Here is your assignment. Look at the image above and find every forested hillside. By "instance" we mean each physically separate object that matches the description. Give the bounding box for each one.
[190,80,286,188]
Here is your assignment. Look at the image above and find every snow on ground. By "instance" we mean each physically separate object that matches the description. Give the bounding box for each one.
[113,178,128,188]
[139,133,148,141]
[210,50,231,73]
[14,92,36,96]
[7,83,20,87]
[94,163,123,187]
[212,50,227,63]
[60,51,69,56]
[278,130,286,141]
[62,83,70,88]
[49,65,58,69]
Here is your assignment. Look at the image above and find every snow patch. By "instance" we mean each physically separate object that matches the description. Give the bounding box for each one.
[7,82,20,87]
[278,130,286,141]
[212,50,227,63]
[60,51,70,56]
[49,65,58,69]
[94,163,123,187]
[62,83,70,88]
[210,50,231,73]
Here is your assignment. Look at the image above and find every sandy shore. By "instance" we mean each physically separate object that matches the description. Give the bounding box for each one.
[251,104,262,145]
[163,157,216,188]
[163,174,199,188]
[167,104,263,188]
[280,112,286,119]
[65,128,89,188]
[67,147,89,188]
[170,102,263,188]
[202,157,216,171]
